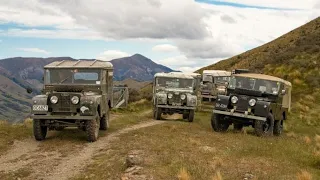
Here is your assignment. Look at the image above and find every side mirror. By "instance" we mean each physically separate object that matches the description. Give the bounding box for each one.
[281,89,286,95]
[26,87,33,94]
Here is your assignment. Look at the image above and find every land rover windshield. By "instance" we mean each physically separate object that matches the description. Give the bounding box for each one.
[156,77,194,90]
[45,69,101,85]
[228,76,280,95]
[214,76,230,84]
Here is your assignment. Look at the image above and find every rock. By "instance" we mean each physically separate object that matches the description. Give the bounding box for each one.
[126,150,144,167]
[125,166,143,174]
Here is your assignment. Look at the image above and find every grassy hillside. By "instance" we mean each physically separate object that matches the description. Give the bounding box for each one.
[198,17,320,98]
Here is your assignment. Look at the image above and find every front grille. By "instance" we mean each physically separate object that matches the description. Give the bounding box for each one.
[236,95,249,112]
[59,95,71,111]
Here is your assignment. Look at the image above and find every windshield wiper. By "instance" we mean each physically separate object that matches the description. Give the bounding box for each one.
[59,76,72,84]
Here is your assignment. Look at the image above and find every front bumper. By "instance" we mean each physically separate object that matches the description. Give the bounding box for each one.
[213,109,266,121]
[201,95,217,99]
[156,105,196,110]
[31,114,95,120]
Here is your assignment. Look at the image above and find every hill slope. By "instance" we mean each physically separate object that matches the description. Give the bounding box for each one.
[111,54,173,81]
[198,17,320,98]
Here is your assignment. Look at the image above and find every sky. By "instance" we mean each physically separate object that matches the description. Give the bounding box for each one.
[0,0,319,72]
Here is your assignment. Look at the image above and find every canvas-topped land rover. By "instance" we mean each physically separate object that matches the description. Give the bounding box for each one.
[201,70,231,101]
[31,60,114,142]
[211,72,292,136]
[153,72,197,122]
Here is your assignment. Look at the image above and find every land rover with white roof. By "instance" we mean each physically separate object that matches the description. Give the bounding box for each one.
[153,72,197,122]
[201,70,231,101]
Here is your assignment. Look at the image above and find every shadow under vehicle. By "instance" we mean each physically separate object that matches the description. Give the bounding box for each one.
[152,72,197,122]
[211,72,292,137]
[200,70,231,102]
[31,60,114,142]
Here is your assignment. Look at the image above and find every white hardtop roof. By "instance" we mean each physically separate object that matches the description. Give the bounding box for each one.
[45,60,113,69]
[170,72,201,77]
[203,70,231,76]
[154,72,194,79]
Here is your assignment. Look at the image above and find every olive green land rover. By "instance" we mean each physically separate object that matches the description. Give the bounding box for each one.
[31,60,114,142]
[211,72,292,137]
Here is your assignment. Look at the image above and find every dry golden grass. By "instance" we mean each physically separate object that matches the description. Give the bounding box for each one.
[177,167,191,180]
[304,136,312,144]
[287,131,297,138]
[211,157,223,170]
[212,171,223,180]
[296,170,312,180]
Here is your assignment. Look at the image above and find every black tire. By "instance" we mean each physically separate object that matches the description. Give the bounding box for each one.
[183,113,188,119]
[254,113,274,137]
[85,113,100,142]
[211,114,229,132]
[33,119,47,141]
[188,110,195,122]
[55,127,65,131]
[154,107,162,120]
[274,120,284,136]
[100,108,110,131]
[233,123,243,132]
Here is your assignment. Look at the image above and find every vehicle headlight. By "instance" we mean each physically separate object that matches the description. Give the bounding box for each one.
[249,99,256,107]
[231,96,238,104]
[168,93,173,99]
[50,96,58,104]
[181,94,186,100]
[71,96,79,105]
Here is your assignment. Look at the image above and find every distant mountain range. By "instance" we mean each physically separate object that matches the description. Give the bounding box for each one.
[0,54,174,122]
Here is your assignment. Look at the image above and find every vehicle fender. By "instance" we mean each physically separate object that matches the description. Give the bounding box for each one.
[156,93,167,105]
[80,95,101,116]
[215,95,229,110]
[32,95,48,105]
[187,94,197,106]
[254,101,271,117]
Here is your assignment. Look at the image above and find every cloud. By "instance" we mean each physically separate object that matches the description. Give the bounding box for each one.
[152,44,178,53]
[156,55,227,72]
[0,28,106,40]
[220,14,236,23]
[43,0,210,40]
[205,0,316,9]
[96,50,130,61]
[0,39,2,43]
[18,48,50,54]
[1,0,318,72]
[175,38,243,59]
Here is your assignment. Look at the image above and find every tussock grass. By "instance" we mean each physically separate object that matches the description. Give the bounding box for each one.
[177,167,190,180]
[0,119,32,155]
[296,170,312,180]
[212,171,223,180]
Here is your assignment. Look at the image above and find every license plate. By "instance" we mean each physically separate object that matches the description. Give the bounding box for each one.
[172,102,181,106]
[33,105,48,111]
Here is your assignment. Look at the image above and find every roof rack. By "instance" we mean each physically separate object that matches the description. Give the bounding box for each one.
[232,69,250,74]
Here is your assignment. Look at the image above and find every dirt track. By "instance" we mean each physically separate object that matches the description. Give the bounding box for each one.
[0,111,164,180]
